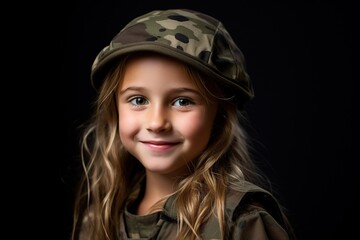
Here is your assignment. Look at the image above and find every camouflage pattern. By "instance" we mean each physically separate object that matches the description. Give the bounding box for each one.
[91,9,254,107]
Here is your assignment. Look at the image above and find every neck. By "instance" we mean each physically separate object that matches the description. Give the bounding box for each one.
[136,171,177,215]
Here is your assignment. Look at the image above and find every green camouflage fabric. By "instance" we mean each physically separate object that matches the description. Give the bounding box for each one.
[91,9,254,108]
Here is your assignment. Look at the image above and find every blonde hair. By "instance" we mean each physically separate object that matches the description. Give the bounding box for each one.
[71,53,267,240]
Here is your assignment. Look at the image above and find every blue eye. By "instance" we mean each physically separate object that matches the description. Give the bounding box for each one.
[129,97,148,106]
[173,98,194,107]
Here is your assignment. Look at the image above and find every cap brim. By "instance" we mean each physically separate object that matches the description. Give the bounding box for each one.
[91,42,254,106]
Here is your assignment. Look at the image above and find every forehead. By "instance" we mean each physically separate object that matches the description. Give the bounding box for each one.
[120,54,196,88]
[116,52,222,99]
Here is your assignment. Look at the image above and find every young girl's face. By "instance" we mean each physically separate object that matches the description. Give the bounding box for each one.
[116,54,218,177]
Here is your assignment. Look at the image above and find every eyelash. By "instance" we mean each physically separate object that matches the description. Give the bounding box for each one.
[128,96,195,108]
[173,97,194,107]
[129,96,148,106]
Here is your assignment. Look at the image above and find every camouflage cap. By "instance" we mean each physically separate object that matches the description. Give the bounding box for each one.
[91,9,254,107]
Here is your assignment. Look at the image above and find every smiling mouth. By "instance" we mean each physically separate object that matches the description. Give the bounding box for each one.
[140,141,180,151]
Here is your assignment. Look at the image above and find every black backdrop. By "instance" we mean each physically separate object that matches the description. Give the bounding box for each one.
[14,1,355,239]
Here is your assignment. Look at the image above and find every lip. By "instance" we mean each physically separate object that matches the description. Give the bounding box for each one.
[140,140,180,152]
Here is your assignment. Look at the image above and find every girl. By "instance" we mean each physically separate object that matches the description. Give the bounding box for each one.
[71,9,296,240]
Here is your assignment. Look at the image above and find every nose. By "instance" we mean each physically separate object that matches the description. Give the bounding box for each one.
[146,104,171,133]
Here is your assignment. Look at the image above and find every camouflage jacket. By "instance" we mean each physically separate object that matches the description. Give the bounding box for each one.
[118,181,294,239]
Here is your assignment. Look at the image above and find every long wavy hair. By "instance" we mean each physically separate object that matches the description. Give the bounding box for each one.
[71,52,269,240]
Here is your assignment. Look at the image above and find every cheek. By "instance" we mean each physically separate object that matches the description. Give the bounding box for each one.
[175,111,214,141]
[118,108,138,140]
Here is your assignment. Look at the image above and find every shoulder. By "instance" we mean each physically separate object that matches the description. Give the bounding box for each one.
[225,181,294,240]
[226,181,283,223]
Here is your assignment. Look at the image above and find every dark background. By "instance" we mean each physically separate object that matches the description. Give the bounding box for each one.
[13,1,355,239]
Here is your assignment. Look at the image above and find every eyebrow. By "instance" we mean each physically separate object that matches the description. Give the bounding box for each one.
[119,86,201,95]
